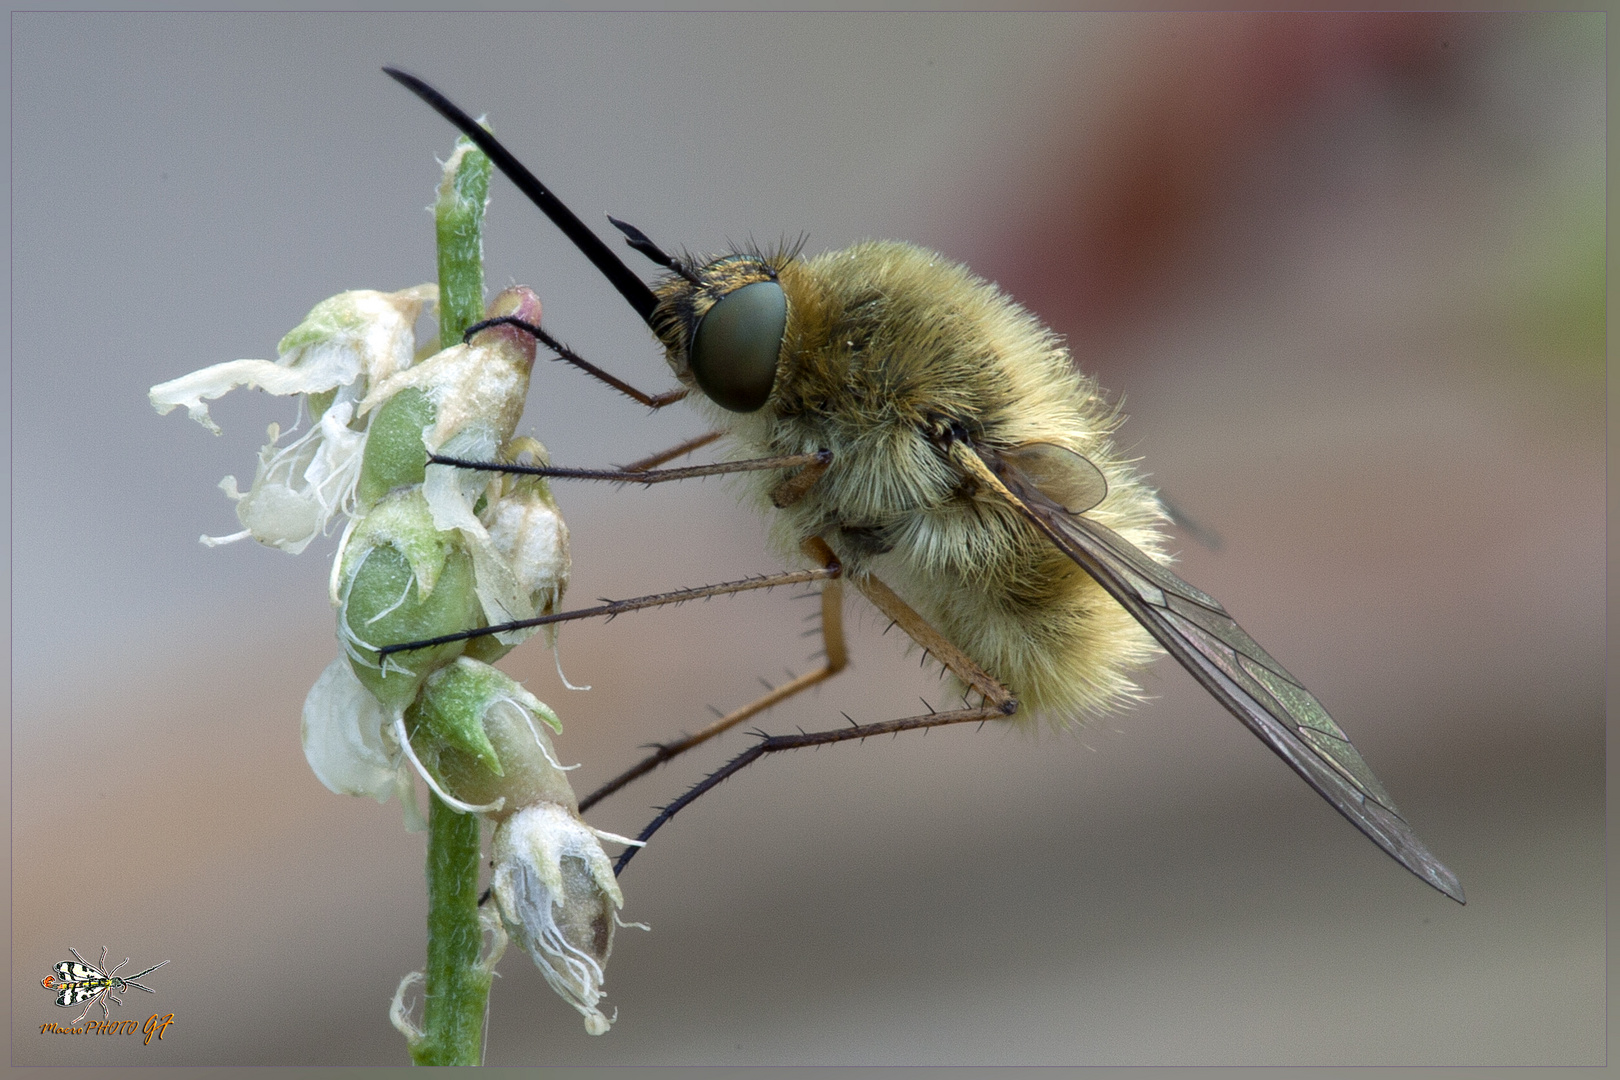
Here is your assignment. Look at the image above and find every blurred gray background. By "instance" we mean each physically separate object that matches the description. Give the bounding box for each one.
[10,12,1605,1066]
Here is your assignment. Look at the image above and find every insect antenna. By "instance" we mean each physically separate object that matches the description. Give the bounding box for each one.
[383,68,661,326]
[607,215,701,285]
[121,959,169,991]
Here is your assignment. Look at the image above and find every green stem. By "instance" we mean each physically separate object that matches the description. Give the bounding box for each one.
[412,133,493,1068]
[413,796,490,1066]
[436,135,491,349]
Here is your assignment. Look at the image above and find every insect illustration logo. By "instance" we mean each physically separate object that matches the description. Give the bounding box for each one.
[42,947,169,1024]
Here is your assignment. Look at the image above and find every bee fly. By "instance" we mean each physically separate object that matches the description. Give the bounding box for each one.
[379,69,1463,904]
[42,946,169,1024]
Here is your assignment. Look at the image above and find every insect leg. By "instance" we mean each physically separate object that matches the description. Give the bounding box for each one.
[71,989,106,1025]
[617,429,724,472]
[579,537,849,811]
[615,702,1010,874]
[850,572,1017,712]
[613,565,1019,871]
[379,449,837,653]
[429,449,830,487]
[378,564,840,657]
[462,314,688,409]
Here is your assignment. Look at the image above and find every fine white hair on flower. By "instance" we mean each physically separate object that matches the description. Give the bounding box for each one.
[391,716,505,815]
[490,802,631,1035]
[205,402,367,553]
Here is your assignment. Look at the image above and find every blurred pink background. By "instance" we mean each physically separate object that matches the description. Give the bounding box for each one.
[10,12,1604,1065]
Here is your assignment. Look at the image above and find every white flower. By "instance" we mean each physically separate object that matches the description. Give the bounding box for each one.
[206,403,367,553]
[150,285,437,434]
[150,285,437,552]
[301,656,420,824]
[490,803,631,1036]
[477,444,570,652]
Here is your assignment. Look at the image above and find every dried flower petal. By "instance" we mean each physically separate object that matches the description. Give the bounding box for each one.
[490,802,628,1035]
[150,285,436,434]
[301,656,405,802]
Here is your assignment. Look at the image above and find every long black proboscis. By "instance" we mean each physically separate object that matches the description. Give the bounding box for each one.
[383,67,660,326]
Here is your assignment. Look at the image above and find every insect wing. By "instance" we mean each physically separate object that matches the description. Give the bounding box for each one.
[977,446,1465,904]
[54,961,102,982]
[1000,442,1108,514]
[55,983,104,1008]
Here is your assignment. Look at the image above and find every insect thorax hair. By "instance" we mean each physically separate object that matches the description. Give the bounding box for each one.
[660,239,1172,724]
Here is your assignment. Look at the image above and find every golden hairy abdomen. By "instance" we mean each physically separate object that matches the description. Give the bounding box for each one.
[720,240,1170,722]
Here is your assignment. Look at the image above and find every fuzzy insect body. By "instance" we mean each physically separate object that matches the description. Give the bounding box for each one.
[657,240,1168,720]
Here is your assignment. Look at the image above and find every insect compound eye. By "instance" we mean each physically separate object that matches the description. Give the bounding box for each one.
[689,280,787,413]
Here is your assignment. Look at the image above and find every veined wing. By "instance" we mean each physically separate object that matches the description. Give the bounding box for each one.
[973,444,1465,904]
[54,961,103,982]
[55,983,106,1007]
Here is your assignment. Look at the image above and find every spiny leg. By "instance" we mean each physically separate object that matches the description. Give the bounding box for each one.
[377,564,841,658]
[429,449,830,487]
[615,701,1012,875]
[618,429,724,473]
[579,537,849,812]
[849,573,1015,712]
[463,314,688,410]
[72,989,109,1025]
[613,567,1019,873]
[380,447,838,655]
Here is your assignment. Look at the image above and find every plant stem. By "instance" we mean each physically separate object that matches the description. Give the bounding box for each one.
[437,136,491,348]
[412,133,492,1067]
[412,795,490,1066]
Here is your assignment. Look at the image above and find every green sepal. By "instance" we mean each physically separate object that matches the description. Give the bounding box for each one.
[276,293,370,355]
[340,491,482,710]
[414,659,574,813]
[407,661,507,780]
[357,386,436,506]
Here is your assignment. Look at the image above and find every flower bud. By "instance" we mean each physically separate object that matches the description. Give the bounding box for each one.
[352,286,541,523]
[337,489,483,710]
[465,455,570,664]
[358,286,542,469]
[405,657,574,813]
